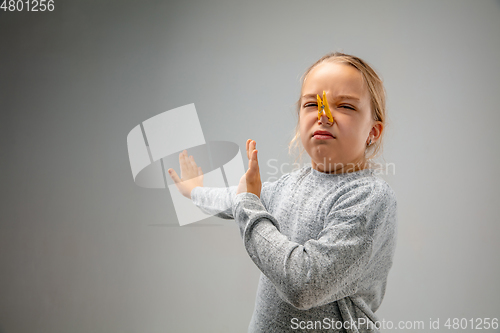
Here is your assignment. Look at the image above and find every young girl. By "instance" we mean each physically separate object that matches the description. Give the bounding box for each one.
[168,52,397,333]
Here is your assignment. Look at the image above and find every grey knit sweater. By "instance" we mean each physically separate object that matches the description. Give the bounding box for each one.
[191,165,398,332]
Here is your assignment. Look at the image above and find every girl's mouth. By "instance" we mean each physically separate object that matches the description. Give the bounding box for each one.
[313,134,335,140]
[313,130,335,139]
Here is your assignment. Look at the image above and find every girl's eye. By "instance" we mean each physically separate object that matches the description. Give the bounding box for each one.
[304,102,317,108]
[340,105,355,110]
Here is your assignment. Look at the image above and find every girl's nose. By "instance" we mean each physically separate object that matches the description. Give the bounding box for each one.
[318,110,334,126]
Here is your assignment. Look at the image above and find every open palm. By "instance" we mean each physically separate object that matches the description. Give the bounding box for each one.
[168,150,203,199]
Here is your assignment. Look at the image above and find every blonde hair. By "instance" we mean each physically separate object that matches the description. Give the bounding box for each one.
[288,52,387,169]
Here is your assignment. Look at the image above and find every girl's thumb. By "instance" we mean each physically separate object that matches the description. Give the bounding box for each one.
[168,169,179,183]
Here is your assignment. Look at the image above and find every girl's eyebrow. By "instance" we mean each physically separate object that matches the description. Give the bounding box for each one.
[301,93,360,101]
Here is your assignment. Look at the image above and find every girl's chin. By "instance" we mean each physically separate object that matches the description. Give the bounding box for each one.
[309,147,338,159]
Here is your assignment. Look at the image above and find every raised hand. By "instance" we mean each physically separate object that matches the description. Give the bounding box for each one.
[236,139,262,197]
[168,150,203,199]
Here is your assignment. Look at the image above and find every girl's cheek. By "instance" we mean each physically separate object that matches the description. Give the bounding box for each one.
[299,111,314,123]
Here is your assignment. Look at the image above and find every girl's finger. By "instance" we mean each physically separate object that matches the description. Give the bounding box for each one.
[179,152,186,175]
[248,150,259,177]
[179,151,188,163]
[189,155,196,169]
[249,149,257,166]
[250,140,256,160]
[253,149,259,169]
[168,168,181,183]
[246,139,252,160]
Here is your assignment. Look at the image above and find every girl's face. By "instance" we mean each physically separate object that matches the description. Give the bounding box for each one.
[299,61,382,173]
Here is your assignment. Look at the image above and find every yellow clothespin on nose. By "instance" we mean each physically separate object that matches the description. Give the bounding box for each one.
[317,91,333,123]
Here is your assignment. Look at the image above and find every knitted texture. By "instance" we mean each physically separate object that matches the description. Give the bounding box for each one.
[191,166,398,332]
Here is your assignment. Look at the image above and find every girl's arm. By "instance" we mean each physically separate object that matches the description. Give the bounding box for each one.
[232,179,397,310]
[190,186,237,219]
[191,174,289,220]
[170,147,288,220]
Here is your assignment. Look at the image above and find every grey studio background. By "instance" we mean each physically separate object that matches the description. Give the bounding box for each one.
[1,0,499,332]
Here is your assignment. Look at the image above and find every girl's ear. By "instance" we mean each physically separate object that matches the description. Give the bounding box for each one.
[369,121,384,141]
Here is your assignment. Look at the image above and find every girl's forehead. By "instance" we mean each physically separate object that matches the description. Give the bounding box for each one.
[302,62,367,96]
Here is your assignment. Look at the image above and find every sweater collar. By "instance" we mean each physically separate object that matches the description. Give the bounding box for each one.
[308,165,375,179]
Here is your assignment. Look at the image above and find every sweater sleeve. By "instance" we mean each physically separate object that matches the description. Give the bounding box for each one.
[190,186,238,219]
[231,180,397,310]
[190,173,289,220]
